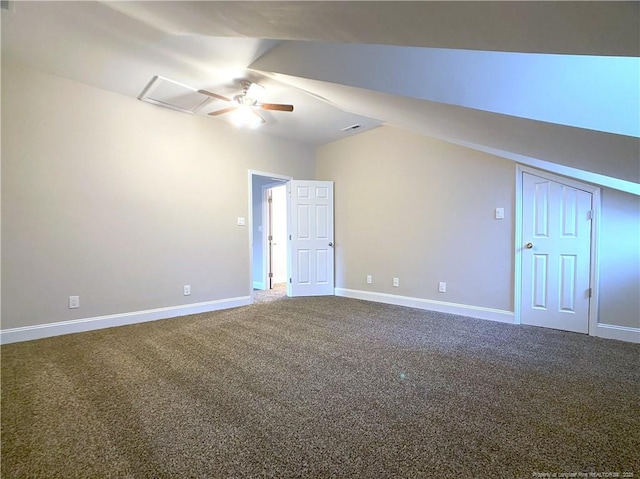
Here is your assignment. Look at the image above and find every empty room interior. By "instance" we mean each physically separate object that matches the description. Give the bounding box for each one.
[1,2,639,478]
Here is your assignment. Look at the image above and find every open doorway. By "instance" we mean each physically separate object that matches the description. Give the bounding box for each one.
[249,171,336,303]
[268,185,288,289]
[250,171,290,302]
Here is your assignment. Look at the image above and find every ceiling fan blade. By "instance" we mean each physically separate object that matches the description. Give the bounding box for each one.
[259,103,294,112]
[208,106,239,116]
[198,89,232,102]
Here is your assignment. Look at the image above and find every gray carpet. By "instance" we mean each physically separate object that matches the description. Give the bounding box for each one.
[253,283,287,303]
[2,296,639,478]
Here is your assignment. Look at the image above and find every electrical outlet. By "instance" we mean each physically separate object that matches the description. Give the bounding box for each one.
[69,296,80,309]
[366,275,372,284]
[184,285,191,296]
[393,277,399,287]
[438,282,447,293]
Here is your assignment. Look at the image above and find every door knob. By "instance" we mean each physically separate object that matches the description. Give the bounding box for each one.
[525,242,534,249]
[329,242,334,247]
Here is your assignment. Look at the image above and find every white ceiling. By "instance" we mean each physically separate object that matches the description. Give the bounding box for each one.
[2,1,639,184]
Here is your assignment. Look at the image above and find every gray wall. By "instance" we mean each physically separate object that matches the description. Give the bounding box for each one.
[598,189,640,328]
[316,125,640,328]
[1,60,314,329]
[317,126,515,312]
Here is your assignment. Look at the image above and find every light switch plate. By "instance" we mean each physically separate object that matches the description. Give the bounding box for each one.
[69,296,80,309]
[237,217,246,226]
[495,208,504,219]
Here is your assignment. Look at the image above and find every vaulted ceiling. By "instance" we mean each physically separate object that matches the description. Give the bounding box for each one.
[2,1,639,190]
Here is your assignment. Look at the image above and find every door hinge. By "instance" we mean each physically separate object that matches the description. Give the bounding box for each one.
[289,278,292,284]
[289,234,292,240]
[268,273,273,278]
[587,210,593,220]
[268,235,273,241]
[268,197,273,204]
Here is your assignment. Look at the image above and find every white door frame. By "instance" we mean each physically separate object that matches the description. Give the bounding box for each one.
[248,170,292,302]
[264,183,288,286]
[514,165,601,336]
[260,184,281,289]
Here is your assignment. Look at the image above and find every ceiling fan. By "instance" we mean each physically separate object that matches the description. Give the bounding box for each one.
[198,80,294,128]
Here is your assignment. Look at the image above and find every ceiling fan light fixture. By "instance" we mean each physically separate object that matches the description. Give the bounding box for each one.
[230,106,263,129]
[246,82,265,101]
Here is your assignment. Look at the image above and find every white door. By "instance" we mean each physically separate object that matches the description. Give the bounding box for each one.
[288,180,334,297]
[521,172,593,333]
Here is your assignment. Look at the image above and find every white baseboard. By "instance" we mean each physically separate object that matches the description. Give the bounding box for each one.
[5,293,635,345]
[335,288,515,324]
[0,296,252,345]
[253,281,265,290]
[595,323,640,343]
[335,289,639,343]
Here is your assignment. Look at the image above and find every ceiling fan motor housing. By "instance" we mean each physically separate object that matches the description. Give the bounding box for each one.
[235,94,257,107]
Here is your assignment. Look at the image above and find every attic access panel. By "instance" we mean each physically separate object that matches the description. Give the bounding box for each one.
[138,76,211,114]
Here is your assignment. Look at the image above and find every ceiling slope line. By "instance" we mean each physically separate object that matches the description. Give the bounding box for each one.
[445,139,640,196]
[250,42,640,138]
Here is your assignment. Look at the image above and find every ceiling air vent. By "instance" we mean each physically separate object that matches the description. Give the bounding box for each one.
[138,76,212,115]
[341,124,362,132]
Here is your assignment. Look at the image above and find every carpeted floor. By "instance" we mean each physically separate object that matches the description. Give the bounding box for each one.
[253,283,287,303]
[1,296,639,478]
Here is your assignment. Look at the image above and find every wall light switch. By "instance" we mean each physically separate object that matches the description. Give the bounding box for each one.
[393,277,399,287]
[438,282,447,293]
[237,217,246,226]
[184,285,191,296]
[495,208,504,220]
[69,296,80,309]
[367,275,372,284]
